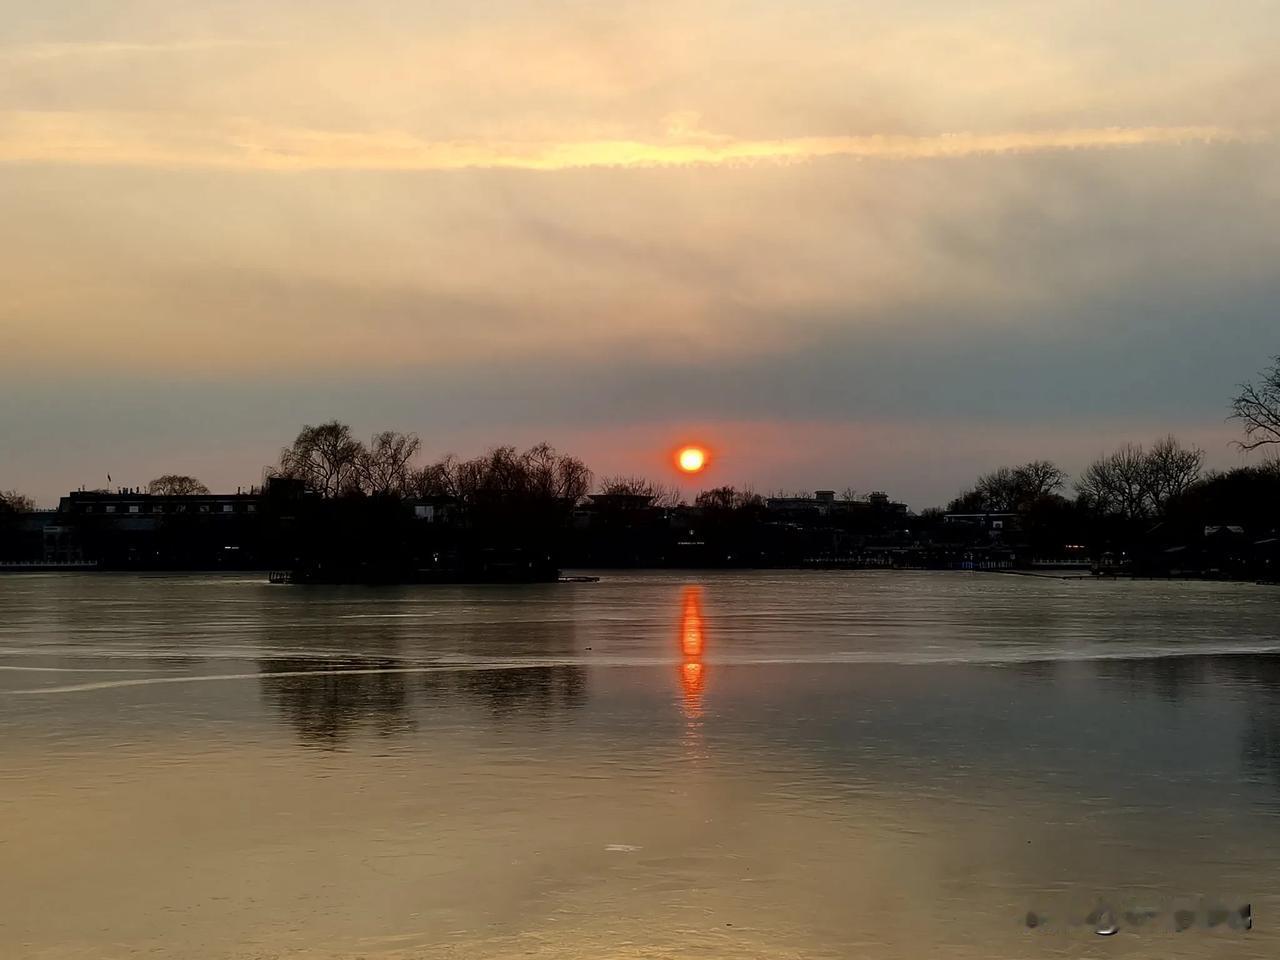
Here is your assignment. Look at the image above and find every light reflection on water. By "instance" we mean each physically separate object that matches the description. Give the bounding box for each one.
[679,585,707,718]
[1,571,1280,958]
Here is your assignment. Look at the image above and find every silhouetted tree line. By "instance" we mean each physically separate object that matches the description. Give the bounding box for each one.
[268,423,591,581]
[901,353,1280,575]
[274,421,591,506]
[3,357,1279,578]
[932,435,1280,576]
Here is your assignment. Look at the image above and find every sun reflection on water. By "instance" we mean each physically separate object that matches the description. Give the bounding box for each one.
[678,586,706,718]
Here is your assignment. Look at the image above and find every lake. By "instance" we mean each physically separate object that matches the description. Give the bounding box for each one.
[2,571,1279,958]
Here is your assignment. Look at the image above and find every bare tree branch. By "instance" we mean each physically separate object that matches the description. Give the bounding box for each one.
[0,490,36,513]
[278,422,365,498]
[948,460,1067,513]
[1231,356,1280,450]
[358,431,421,496]
[599,475,681,508]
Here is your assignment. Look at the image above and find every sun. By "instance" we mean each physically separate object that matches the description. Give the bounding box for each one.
[676,446,708,474]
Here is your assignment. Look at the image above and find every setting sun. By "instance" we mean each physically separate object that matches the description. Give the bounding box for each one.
[677,446,708,474]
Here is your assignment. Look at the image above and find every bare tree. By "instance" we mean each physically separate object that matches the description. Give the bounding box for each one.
[411,454,460,499]
[1076,439,1201,519]
[945,488,988,513]
[418,444,590,507]
[1076,444,1150,520]
[1142,435,1204,513]
[0,490,35,513]
[458,446,521,503]
[695,486,763,511]
[521,442,592,503]
[278,422,365,498]
[950,460,1067,513]
[358,431,421,496]
[1016,460,1069,499]
[147,475,210,496]
[599,475,681,508]
[1232,355,1280,450]
[974,467,1022,512]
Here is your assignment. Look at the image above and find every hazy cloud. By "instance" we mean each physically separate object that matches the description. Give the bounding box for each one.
[1,0,1277,503]
[0,112,1251,171]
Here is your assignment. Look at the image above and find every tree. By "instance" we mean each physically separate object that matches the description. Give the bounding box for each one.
[358,431,421,497]
[411,454,459,499]
[278,422,365,498]
[975,467,1023,512]
[520,442,592,504]
[945,488,988,514]
[1164,461,1280,535]
[1142,435,1204,514]
[1076,443,1150,520]
[0,490,35,513]
[418,443,591,510]
[147,475,210,496]
[695,486,763,512]
[599,475,681,508]
[1232,355,1280,450]
[1075,438,1202,520]
[1016,460,1070,500]
[948,460,1067,514]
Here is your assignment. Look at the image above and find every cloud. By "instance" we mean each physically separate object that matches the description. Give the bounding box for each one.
[0,40,278,63]
[2,0,1278,504]
[0,111,1256,172]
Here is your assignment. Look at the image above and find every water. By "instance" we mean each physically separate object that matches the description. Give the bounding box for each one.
[2,570,1279,958]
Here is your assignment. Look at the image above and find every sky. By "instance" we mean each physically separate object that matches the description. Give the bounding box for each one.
[1,0,1278,508]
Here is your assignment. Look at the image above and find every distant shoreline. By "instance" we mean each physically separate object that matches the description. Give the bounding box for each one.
[1,563,1273,587]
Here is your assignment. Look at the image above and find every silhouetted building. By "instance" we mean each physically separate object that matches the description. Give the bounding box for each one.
[0,510,65,564]
[60,489,263,518]
[766,490,908,519]
[943,512,1019,535]
[409,497,457,523]
[51,489,272,568]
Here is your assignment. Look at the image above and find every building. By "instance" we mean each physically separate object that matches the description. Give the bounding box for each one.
[942,512,1019,535]
[0,510,67,565]
[60,489,263,519]
[766,490,909,519]
[766,490,838,517]
[50,489,272,568]
[408,496,458,523]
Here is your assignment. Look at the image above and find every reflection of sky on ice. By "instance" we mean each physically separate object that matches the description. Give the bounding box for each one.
[2,572,1280,956]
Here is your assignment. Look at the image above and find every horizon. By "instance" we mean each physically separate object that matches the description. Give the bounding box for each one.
[12,419,1268,514]
[2,1,1278,507]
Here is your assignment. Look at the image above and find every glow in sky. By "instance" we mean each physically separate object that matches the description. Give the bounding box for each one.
[0,0,1276,505]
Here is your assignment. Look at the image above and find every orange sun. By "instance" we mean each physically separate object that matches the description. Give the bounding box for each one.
[676,446,708,474]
